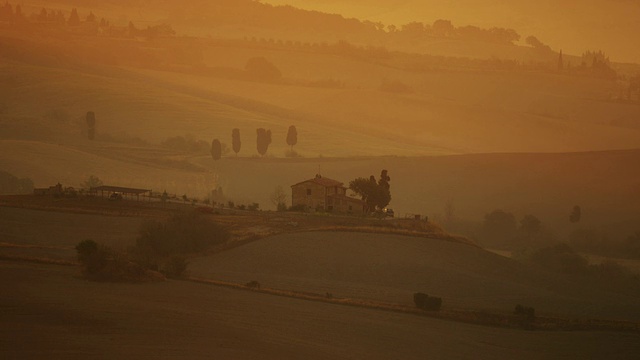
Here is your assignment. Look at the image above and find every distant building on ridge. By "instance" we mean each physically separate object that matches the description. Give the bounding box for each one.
[291,174,364,213]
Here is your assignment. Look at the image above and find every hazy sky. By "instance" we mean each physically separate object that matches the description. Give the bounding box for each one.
[264,0,640,64]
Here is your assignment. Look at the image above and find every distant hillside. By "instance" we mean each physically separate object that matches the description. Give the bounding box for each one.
[22,0,553,64]
[266,0,640,64]
[189,231,640,321]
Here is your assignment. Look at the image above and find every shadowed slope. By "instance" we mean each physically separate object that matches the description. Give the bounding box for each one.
[190,231,640,321]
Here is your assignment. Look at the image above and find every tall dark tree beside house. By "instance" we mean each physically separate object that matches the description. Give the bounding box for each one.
[377,169,391,209]
[86,111,96,140]
[68,8,80,26]
[231,128,241,156]
[349,170,391,212]
[286,125,297,151]
[210,139,222,161]
[256,128,272,156]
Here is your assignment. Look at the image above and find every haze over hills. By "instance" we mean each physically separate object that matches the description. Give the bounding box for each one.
[2,2,640,357]
[266,0,640,64]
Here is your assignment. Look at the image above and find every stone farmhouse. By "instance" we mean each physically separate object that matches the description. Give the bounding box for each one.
[291,174,365,213]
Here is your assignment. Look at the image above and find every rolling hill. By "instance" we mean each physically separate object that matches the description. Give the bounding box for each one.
[266,0,640,64]
[189,231,640,321]
[3,260,640,359]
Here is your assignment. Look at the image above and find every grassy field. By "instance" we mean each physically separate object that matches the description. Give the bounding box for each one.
[189,231,640,322]
[3,261,640,359]
[2,5,640,358]
[2,31,639,157]
[1,197,639,357]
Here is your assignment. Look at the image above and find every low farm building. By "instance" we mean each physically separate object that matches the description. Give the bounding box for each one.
[291,174,364,213]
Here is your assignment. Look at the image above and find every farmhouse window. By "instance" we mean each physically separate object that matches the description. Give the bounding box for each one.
[306,189,312,196]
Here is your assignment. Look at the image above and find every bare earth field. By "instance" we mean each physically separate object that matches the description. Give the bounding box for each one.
[3,261,640,359]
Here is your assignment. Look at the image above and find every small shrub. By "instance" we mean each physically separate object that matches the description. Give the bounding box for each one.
[413,292,442,311]
[245,280,261,289]
[514,304,536,320]
[75,239,108,274]
[76,240,158,282]
[288,204,306,212]
[162,256,188,279]
[277,202,288,212]
[136,210,229,256]
[529,243,590,275]
[248,203,260,211]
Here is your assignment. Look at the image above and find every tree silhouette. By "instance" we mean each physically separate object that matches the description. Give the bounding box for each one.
[231,128,241,157]
[210,139,222,161]
[82,175,103,190]
[0,3,13,22]
[570,205,581,223]
[483,210,517,240]
[349,170,391,211]
[377,169,391,209]
[286,125,297,151]
[256,128,271,156]
[520,214,542,235]
[86,111,96,140]
[558,50,564,71]
[37,8,47,22]
[68,8,80,26]
[270,185,287,210]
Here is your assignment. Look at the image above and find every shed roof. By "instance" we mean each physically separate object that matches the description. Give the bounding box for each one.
[91,185,151,194]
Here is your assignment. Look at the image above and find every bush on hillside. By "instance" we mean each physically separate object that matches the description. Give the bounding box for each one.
[528,243,590,275]
[0,171,34,195]
[75,239,107,274]
[76,240,160,282]
[413,292,442,311]
[248,203,260,211]
[136,210,229,256]
[161,255,189,279]
[288,204,307,212]
[514,304,536,320]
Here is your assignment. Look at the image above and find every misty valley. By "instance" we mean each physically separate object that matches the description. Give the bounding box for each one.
[1,1,640,359]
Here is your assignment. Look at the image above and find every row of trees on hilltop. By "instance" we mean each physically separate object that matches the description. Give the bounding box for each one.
[210,125,298,160]
[392,20,520,45]
[0,3,95,27]
[0,3,175,40]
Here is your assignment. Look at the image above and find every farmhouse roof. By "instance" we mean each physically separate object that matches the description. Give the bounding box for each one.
[90,185,151,194]
[291,175,345,188]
